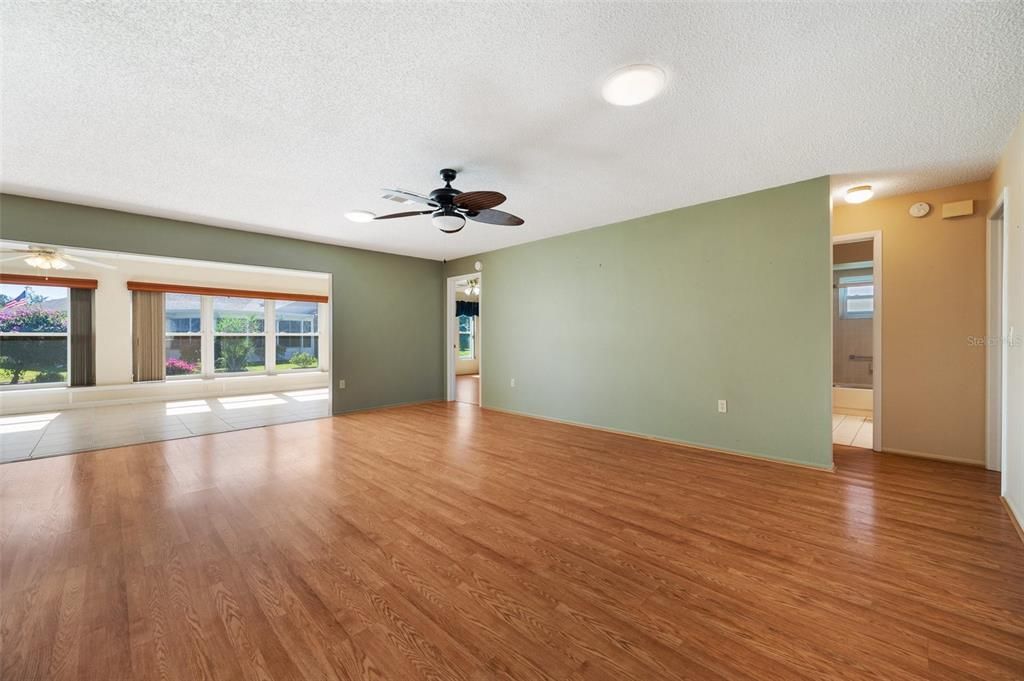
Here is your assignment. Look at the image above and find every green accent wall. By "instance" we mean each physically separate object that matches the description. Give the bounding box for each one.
[0,194,443,413]
[446,177,833,468]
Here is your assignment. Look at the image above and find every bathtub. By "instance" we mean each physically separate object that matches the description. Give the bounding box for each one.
[833,386,872,417]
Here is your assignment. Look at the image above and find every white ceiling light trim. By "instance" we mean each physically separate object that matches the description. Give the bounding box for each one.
[601,64,667,106]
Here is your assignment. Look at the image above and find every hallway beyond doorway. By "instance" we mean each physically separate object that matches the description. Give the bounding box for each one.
[456,373,479,405]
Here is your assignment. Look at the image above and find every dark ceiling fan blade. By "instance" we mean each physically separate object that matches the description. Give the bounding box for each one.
[373,210,434,220]
[454,191,506,212]
[466,209,524,226]
[380,188,438,206]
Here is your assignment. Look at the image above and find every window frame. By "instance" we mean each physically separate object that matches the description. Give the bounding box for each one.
[0,285,72,390]
[163,292,205,379]
[838,275,874,320]
[457,314,475,360]
[212,295,268,376]
[162,295,324,380]
[272,299,322,373]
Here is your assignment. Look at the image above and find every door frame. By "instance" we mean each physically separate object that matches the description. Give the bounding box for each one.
[445,271,482,402]
[986,188,1009,480]
[832,230,882,451]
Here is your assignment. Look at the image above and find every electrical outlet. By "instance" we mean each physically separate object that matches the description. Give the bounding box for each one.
[718,399,727,413]
[510,378,516,388]
[338,379,346,389]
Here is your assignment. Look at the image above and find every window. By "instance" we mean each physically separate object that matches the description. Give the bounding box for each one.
[164,293,202,376]
[213,296,266,373]
[839,275,874,319]
[458,314,475,360]
[275,300,319,370]
[0,284,69,386]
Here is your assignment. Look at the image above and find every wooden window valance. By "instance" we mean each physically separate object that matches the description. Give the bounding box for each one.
[0,273,98,289]
[126,281,328,304]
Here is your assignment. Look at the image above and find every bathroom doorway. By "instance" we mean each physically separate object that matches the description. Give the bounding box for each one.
[832,233,881,451]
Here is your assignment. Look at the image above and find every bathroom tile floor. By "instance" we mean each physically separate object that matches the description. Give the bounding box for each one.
[832,413,873,448]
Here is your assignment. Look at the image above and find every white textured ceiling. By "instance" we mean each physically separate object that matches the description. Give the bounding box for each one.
[2,2,1022,261]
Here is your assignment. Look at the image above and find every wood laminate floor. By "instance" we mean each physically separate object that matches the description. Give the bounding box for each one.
[2,402,1022,680]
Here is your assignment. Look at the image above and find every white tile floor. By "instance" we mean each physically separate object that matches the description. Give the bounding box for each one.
[832,413,873,448]
[0,388,330,463]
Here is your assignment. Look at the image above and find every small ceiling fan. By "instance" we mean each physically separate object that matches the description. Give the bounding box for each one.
[0,246,116,271]
[348,168,524,233]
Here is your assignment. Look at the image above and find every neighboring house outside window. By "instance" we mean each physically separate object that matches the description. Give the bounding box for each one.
[0,284,70,387]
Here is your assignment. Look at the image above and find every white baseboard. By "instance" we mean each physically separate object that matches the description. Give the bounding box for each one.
[483,405,835,472]
[1003,497,1024,546]
[882,447,985,467]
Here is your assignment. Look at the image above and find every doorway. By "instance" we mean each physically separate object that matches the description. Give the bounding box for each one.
[446,272,481,405]
[987,191,1008,479]
[832,232,882,451]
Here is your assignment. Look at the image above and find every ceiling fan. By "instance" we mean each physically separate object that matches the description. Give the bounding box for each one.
[0,246,116,271]
[348,168,524,233]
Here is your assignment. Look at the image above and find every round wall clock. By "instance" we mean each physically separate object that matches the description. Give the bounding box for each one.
[909,202,931,218]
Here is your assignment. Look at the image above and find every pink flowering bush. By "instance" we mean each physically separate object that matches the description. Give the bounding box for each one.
[166,357,199,375]
[0,306,68,333]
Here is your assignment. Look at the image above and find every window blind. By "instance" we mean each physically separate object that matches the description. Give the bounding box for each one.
[69,288,96,386]
[132,291,165,382]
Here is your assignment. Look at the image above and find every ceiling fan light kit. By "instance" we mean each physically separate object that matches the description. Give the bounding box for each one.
[355,168,524,234]
[25,253,68,269]
[0,246,117,271]
[433,208,466,233]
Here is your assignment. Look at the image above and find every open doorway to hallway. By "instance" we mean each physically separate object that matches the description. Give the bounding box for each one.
[832,233,881,450]
[446,271,481,405]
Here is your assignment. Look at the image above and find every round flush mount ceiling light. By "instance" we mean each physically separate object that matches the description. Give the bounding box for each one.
[845,185,874,204]
[601,64,667,106]
[344,210,376,223]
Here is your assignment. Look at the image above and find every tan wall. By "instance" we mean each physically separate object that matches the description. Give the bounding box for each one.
[833,180,990,464]
[990,113,1024,523]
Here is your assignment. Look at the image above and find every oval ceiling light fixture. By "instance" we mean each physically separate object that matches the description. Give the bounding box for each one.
[601,64,667,106]
[345,210,376,223]
[845,185,874,204]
